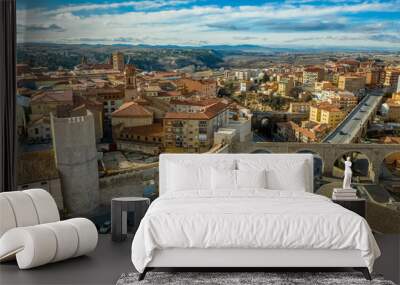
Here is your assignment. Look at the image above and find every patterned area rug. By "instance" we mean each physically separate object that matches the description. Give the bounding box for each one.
[117,272,395,285]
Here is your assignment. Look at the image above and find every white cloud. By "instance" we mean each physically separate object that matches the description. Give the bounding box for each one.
[16,0,400,48]
[43,0,193,15]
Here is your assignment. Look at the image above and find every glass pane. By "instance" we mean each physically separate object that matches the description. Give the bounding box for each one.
[15,0,400,235]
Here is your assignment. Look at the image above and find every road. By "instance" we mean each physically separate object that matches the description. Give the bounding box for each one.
[323,89,383,144]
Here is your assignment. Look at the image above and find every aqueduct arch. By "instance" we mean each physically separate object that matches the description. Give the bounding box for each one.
[379,151,400,180]
[235,142,400,183]
[332,151,372,181]
[296,149,324,178]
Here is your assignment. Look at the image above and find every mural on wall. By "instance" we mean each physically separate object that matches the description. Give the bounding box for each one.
[15,0,400,233]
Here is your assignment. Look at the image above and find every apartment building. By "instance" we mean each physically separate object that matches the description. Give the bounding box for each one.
[233,70,259,81]
[240,81,251,92]
[277,77,294,97]
[111,101,166,153]
[288,102,310,114]
[366,68,384,87]
[384,68,400,90]
[27,116,51,143]
[309,102,345,128]
[178,77,217,97]
[397,76,400,93]
[303,67,324,85]
[85,88,125,124]
[338,74,366,94]
[381,93,400,122]
[116,123,164,153]
[30,90,74,121]
[314,81,334,92]
[164,100,230,153]
[281,121,329,143]
[327,91,358,110]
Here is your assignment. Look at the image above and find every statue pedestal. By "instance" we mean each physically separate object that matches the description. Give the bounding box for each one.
[334,188,356,192]
[332,188,358,200]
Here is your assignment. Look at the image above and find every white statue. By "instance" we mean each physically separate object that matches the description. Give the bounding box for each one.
[343,157,353,190]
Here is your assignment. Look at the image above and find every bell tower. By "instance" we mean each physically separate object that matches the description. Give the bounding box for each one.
[124,64,138,100]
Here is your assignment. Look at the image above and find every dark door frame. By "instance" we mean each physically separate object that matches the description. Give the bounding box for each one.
[0,0,17,192]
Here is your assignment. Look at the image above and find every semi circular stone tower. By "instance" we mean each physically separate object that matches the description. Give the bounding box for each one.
[50,110,100,216]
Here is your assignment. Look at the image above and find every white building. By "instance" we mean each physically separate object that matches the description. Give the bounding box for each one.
[397,76,400,93]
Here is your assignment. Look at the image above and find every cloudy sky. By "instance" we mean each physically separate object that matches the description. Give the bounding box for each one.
[16,0,400,49]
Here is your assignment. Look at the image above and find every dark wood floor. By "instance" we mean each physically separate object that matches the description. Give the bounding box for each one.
[0,235,134,285]
[1,234,399,285]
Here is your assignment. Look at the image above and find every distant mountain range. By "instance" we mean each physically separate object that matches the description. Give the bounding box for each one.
[18,42,400,53]
[16,42,399,71]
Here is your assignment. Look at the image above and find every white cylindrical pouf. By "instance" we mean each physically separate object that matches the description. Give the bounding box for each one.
[65,218,98,257]
[0,196,17,237]
[23,189,60,224]
[1,192,39,227]
[0,226,58,269]
[42,221,79,262]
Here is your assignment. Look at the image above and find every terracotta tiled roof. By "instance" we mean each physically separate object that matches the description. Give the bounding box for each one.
[27,116,50,127]
[121,123,163,137]
[204,102,230,117]
[312,123,329,133]
[71,104,87,114]
[297,127,317,140]
[386,99,400,107]
[380,136,400,144]
[112,101,153,118]
[164,101,229,120]
[313,102,342,112]
[338,59,359,65]
[158,91,181,97]
[89,64,113,70]
[164,112,209,120]
[170,98,220,107]
[134,98,150,105]
[304,67,323,73]
[31,90,73,103]
[74,95,103,110]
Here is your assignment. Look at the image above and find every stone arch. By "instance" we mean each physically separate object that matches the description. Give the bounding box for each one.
[332,150,373,182]
[296,149,324,178]
[379,151,400,181]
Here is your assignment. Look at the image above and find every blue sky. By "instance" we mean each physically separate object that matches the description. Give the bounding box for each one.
[16,0,400,49]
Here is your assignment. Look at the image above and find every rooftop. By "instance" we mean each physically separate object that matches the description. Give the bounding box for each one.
[31,90,73,104]
[170,98,221,107]
[380,136,400,144]
[27,116,50,127]
[112,102,153,118]
[120,123,164,137]
[303,67,323,73]
[165,101,229,120]
[313,102,342,113]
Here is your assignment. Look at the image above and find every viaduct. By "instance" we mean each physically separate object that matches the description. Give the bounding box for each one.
[233,142,400,183]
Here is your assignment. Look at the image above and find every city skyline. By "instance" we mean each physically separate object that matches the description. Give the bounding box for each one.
[17,0,400,49]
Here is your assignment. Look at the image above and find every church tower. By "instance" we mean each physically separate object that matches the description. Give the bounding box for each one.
[112,52,125,72]
[124,64,138,101]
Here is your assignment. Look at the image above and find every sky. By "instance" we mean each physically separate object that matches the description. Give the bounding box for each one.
[16,0,400,49]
